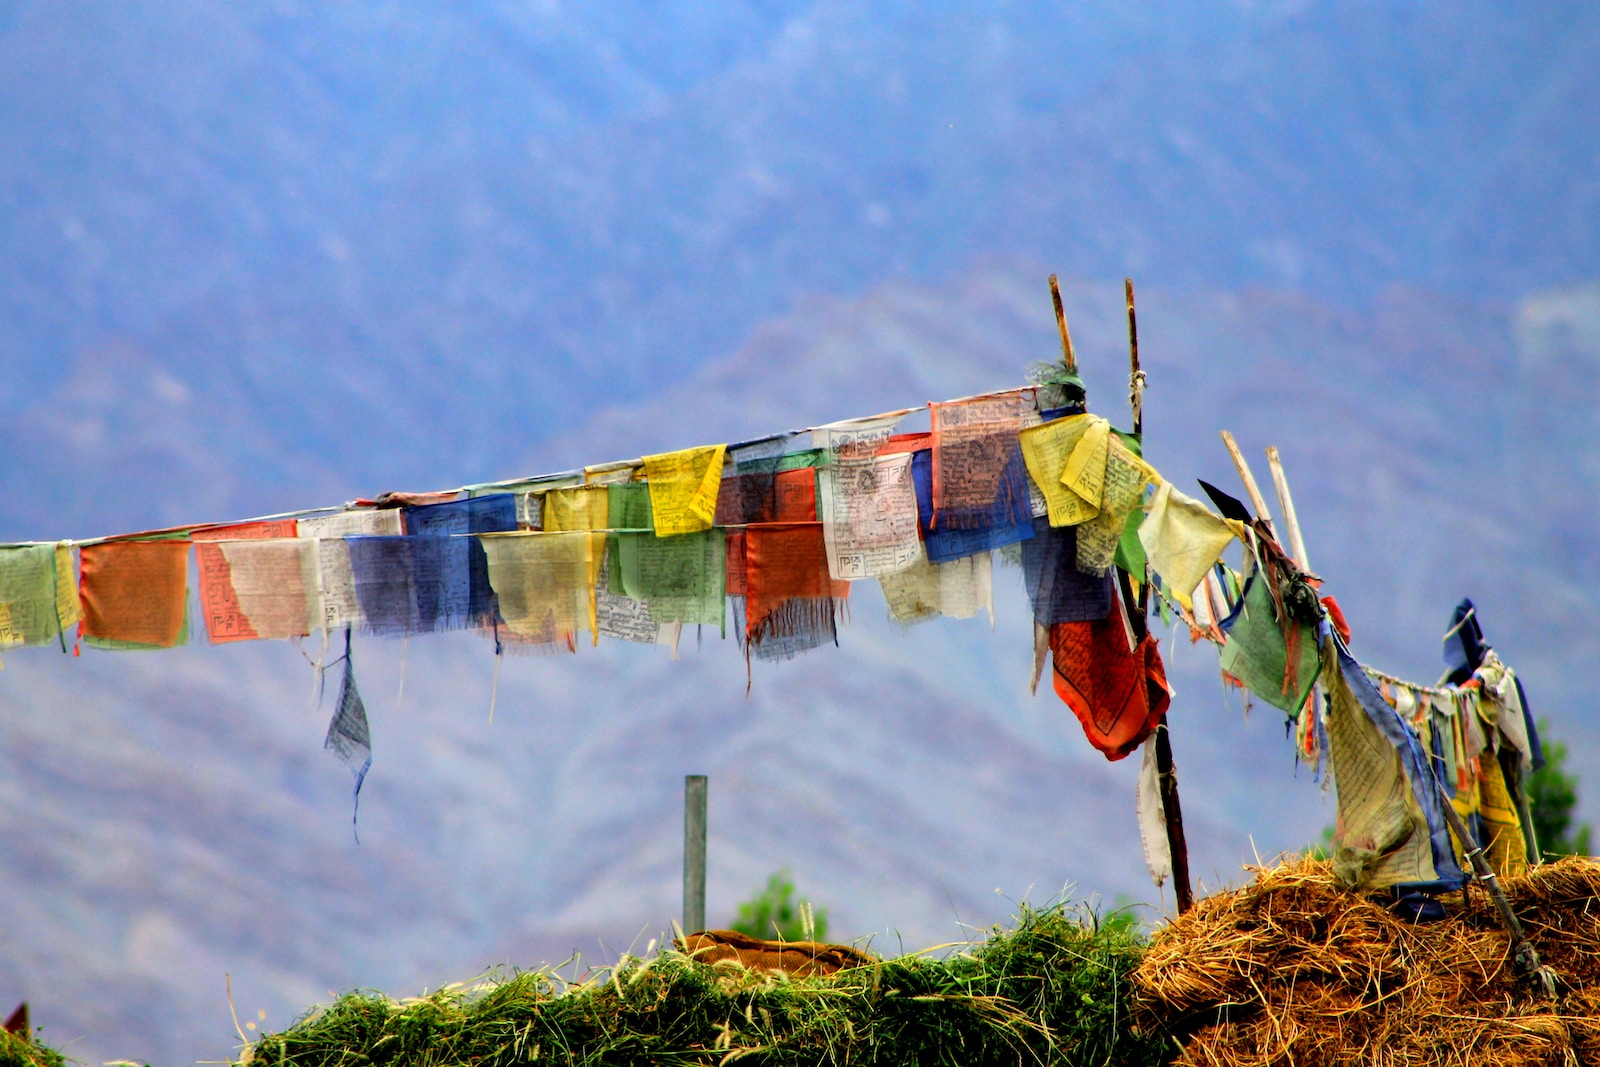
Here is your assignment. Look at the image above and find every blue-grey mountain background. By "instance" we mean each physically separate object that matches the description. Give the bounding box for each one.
[2,1,1598,1062]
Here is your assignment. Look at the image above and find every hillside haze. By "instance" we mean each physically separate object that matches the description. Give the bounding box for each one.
[0,4,1597,1064]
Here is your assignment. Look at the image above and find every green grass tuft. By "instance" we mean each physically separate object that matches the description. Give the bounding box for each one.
[241,902,1171,1066]
[0,1027,67,1067]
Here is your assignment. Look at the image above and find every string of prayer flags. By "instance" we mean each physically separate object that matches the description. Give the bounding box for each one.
[0,544,79,650]
[323,629,372,842]
[928,391,1036,533]
[1217,566,1321,716]
[1137,481,1240,610]
[643,444,727,536]
[744,522,849,661]
[480,532,595,649]
[878,552,992,628]
[1020,518,1114,627]
[193,520,299,643]
[1048,593,1171,761]
[78,539,192,650]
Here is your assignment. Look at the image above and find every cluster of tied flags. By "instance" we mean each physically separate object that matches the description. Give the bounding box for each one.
[0,381,1544,893]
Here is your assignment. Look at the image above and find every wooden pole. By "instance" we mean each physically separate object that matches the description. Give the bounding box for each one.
[683,775,708,935]
[1265,446,1310,570]
[1219,430,1276,536]
[1048,274,1077,375]
[1126,277,1194,914]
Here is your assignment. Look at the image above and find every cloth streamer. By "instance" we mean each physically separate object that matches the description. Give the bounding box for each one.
[479,532,595,649]
[0,544,79,648]
[1137,739,1172,888]
[78,539,192,649]
[193,519,298,643]
[1137,481,1240,610]
[323,629,372,841]
[643,444,727,536]
[878,552,992,627]
[1048,598,1170,761]
[744,522,849,661]
[1020,518,1113,627]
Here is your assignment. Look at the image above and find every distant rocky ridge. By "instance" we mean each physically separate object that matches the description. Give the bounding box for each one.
[3,263,1597,1065]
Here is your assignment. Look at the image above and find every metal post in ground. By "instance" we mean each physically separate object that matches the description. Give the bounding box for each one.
[683,775,708,935]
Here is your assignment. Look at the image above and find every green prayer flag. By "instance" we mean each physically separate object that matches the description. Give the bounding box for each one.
[0,545,72,647]
[616,528,726,628]
[1218,569,1320,716]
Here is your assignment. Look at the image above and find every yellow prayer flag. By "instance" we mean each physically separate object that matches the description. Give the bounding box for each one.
[542,485,611,532]
[642,444,727,537]
[1137,480,1240,611]
[1060,417,1111,510]
[1019,415,1102,526]
[53,543,80,632]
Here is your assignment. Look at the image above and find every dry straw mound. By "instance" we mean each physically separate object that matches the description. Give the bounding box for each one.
[1133,855,1600,1066]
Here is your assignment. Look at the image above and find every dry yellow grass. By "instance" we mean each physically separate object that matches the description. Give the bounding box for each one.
[1133,854,1600,1066]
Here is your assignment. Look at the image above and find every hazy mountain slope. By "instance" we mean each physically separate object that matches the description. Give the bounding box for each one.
[2,2,1597,542]
[4,264,1595,1064]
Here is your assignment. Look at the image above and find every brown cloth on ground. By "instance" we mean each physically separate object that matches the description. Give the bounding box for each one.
[678,930,877,977]
[1049,602,1171,761]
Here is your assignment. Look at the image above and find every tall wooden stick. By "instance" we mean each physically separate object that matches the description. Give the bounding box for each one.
[1049,274,1077,375]
[1126,277,1194,914]
[1220,430,1276,535]
[1265,446,1310,571]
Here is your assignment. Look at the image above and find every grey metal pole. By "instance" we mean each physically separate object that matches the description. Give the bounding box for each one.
[683,775,708,935]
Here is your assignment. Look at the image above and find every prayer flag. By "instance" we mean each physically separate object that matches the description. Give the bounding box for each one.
[1218,568,1321,716]
[193,520,298,643]
[910,449,1033,562]
[1048,594,1170,761]
[928,391,1035,531]
[479,532,595,648]
[878,552,992,627]
[1019,414,1103,526]
[1020,518,1114,626]
[1137,481,1239,610]
[78,539,192,649]
[816,451,922,580]
[643,444,727,536]
[0,544,78,648]
[744,522,848,661]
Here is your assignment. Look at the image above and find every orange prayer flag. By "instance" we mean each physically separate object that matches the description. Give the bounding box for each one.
[744,522,848,649]
[78,540,192,648]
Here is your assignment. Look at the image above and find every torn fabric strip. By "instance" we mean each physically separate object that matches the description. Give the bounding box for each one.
[324,630,372,840]
[1137,739,1172,888]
